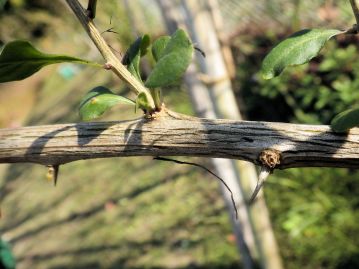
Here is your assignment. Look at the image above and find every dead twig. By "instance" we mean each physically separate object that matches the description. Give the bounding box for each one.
[154,156,238,219]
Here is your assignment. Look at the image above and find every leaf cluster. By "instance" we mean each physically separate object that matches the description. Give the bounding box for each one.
[0,29,194,120]
[261,23,359,131]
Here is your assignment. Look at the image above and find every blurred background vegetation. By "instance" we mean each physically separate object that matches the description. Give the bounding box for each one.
[0,0,358,268]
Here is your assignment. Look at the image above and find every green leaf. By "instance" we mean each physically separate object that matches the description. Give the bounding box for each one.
[145,29,193,88]
[140,34,151,56]
[79,86,135,121]
[261,29,343,80]
[122,35,150,82]
[0,0,7,11]
[135,92,152,112]
[0,239,16,269]
[0,40,99,83]
[151,36,170,62]
[331,107,359,132]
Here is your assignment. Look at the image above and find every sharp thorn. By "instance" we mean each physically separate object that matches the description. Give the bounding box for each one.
[46,165,60,187]
[249,166,271,204]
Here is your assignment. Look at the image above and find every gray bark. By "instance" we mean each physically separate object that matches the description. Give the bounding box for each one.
[1,112,358,168]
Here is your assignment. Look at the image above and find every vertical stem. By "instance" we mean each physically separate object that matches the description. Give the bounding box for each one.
[150,88,162,110]
[350,0,359,29]
[65,0,155,111]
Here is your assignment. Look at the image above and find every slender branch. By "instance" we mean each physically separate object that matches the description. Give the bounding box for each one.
[1,111,359,168]
[87,0,97,19]
[65,0,155,110]
[350,0,359,30]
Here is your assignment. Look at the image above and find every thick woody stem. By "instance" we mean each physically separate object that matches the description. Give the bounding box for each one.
[1,113,359,168]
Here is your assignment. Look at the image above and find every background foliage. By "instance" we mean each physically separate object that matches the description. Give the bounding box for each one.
[233,30,359,269]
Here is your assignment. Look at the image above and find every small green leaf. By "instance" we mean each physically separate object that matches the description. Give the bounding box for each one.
[261,29,343,79]
[151,36,170,62]
[146,52,189,87]
[0,0,7,11]
[135,92,152,112]
[140,34,151,56]
[161,29,192,55]
[331,107,359,132]
[0,239,16,269]
[0,40,99,83]
[79,86,135,121]
[145,29,193,88]
[122,35,150,82]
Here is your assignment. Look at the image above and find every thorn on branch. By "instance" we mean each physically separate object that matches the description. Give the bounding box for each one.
[249,148,281,204]
[46,165,60,186]
[154,156,238,219]
[249,166,271,204]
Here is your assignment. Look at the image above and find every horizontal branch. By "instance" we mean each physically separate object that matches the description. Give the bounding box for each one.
[1,110,359,169]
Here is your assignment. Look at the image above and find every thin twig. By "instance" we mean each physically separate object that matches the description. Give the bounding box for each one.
[108,44,122,56]
[350,0,359,31]
[65,0,155,110]
[194,46,206,58]
[154,157,238,219]
[101,27,119,35]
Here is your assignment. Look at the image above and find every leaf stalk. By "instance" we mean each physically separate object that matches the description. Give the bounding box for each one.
[151,88,162,111]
